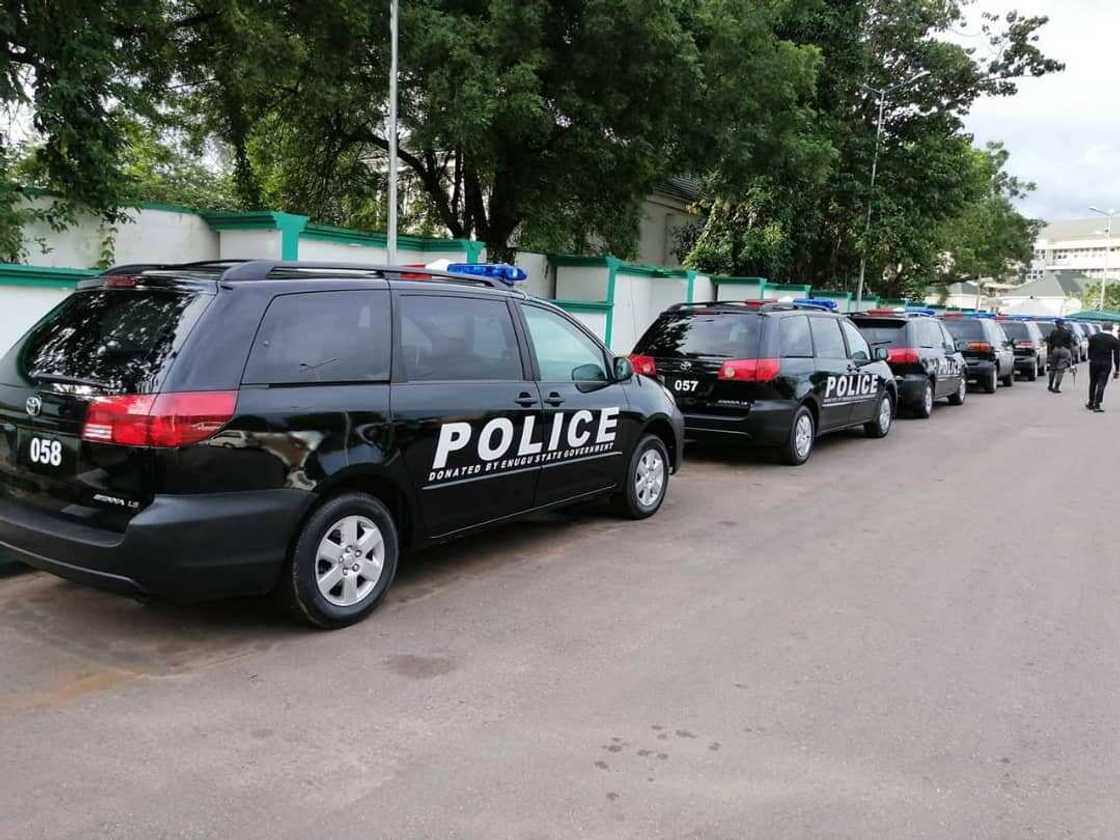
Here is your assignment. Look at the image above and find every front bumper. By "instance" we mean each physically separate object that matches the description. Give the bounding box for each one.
[0,489,312,600]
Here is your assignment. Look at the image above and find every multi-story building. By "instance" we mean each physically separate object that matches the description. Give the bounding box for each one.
[1028,219,1119,283]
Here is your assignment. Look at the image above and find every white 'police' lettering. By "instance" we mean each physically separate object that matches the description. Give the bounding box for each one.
[824,373,877,403]
[428,408,622,484]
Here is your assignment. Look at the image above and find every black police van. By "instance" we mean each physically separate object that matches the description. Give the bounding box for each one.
[849,310,968,417]
[0,260,684,628]
[995,318,1046,381]
[939,314,1016,393]
[630,300,897,466]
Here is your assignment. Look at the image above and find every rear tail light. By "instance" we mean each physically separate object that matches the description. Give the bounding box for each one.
[887,347,920,364]
[718,358,780,382]
[82,391,238,448]
[629,354,657,376]
[967,342,993,354]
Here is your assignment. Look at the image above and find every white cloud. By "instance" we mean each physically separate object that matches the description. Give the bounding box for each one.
[956,0,1120,220]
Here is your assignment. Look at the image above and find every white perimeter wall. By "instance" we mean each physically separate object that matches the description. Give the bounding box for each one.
[20,199,219,267]
[0,285,71,355]
[555,265,611,301]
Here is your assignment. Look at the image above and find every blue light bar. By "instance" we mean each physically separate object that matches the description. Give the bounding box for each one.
[447,263,528,285]
[904,307,938,317]
[793,298,838,311]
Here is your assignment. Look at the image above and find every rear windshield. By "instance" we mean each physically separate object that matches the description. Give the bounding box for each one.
[1035,322,1055,337]
[637,311,762,359]
[941,319,985,340]
[2,289,209,392]
[852,319,906,347]
[999,322,1031,339]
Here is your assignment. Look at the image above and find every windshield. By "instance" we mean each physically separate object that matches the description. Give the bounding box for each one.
[2,289,209,392]
[636,311,762,359]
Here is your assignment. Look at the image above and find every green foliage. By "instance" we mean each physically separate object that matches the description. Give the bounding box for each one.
[936,143,1041,285]
[170,0,823,259]
[681,0,1062,295]
[1080,281,1120,312]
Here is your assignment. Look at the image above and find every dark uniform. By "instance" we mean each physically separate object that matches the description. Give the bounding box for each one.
[1046,321,1075,393]
[1086,327,1120,411]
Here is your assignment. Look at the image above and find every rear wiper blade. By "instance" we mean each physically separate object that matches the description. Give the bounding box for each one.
[29,370,113,389]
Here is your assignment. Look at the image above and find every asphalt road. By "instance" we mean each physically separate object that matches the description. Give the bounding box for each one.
[2,374,1119,839]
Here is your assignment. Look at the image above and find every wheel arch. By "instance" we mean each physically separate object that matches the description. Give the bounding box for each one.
[641,415,679,472]
[298,467,418,551]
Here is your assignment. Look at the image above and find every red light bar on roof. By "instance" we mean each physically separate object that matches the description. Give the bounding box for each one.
[103,275,139,288]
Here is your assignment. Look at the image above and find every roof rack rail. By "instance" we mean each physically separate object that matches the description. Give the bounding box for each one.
[214,260,511,290]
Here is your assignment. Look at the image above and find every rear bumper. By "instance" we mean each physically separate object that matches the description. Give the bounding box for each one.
[0,489,312,600]
[896,375,932,405]
[964,360,997,381]
[683,401,794,446]
[1013,355,1039,372]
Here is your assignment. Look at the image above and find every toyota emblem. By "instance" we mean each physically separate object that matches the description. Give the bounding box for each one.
[25,395,42,417]
[680,361,692,371]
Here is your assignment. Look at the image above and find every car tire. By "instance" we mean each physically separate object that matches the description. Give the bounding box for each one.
[984,368,997,394]
[779,405,816,466]
[913,380,934,419]
[1026,361,1037,381]
[948,376,967,406]
[864,393,894,438]
[278,492,399,629]
[1002,367,1015,387]
[611,434,670,519]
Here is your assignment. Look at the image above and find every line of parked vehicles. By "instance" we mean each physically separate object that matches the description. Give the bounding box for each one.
[629,298,1106,466]
[0,260,1105,628]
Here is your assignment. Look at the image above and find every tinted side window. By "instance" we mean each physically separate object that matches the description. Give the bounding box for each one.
[522,305,608,382]
[779,315,813,358]
[840,319,871,360]
[399,295,522,382]
[939,323,956,348]
[244,291,391,385]
[809,317,846,358]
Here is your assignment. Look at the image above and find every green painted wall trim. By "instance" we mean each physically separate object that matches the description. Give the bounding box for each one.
[464,241,485,263]
[686,270,697,302]
[765,282,813,294]
[0,262,98,288]
[302,222,474,255]
[710,275,768,286]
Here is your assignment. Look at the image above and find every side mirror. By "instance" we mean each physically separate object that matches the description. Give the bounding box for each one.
[573,363,608,383]
[872,347,889,362]
[612,356,634,381]
[955,339,968,352]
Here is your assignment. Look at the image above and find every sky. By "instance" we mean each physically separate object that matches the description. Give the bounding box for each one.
[957,0,1120,222]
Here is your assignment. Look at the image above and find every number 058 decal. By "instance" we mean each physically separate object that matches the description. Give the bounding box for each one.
[29,437,63,467]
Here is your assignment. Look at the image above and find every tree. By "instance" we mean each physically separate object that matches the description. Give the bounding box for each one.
[1080,281,1120,312]
[936,143,1040,285]
[680,0,1063,295]
[172,0,823,260]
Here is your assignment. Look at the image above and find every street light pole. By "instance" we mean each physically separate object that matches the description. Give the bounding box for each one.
[855,71,929,310]
[387,0,399,265]
[1090,206,1117,310]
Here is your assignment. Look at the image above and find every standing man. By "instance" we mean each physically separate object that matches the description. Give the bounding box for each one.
[1086,323,1120,412]
[1047,318,1075,393]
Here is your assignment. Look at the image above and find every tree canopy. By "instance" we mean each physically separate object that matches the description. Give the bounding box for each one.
[0,0,1061,282]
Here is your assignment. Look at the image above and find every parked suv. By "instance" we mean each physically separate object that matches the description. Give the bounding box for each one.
[995,318,1046,381]
[939,315,1016,393]
[0,261,684,627]
[849,310,968,417]
[630,300,897,466]
[1068,321,1090,361]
